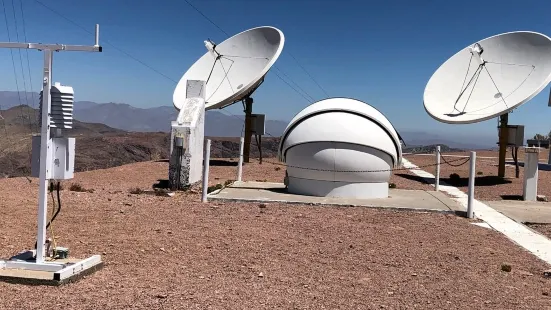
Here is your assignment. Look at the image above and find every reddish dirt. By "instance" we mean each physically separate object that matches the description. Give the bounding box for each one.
[0,160,550,309]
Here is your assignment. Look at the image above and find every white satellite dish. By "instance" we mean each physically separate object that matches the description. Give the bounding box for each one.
[173,26,285,111]
[424,31,551,124]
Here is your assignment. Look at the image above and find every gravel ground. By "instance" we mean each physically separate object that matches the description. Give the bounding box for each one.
[0,161,550,309]
[526,223,551,240]
[404,152,551,201]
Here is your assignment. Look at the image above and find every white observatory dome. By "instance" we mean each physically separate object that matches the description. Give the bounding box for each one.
[278,97,402,199]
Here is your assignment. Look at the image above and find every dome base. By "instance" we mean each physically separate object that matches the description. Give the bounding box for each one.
[287,177,389,199]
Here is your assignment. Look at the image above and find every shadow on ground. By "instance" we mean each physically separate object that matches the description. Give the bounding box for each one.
[395,174,512,187]
[210,159,238,167]
[153,179,170,189]
[501,194,524,201]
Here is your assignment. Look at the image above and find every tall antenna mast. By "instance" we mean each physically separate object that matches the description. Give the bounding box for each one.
[0,25,103,282]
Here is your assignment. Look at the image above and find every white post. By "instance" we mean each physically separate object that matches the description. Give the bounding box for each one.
[435,145,440,191]
[237,136,244,182]
[202,139,211,203]
[35,50,53,263]
[467,151,476,219]
[523,147,539,201]
[94,24,100,47]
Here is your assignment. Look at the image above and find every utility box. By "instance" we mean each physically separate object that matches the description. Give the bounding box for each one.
[523,147,539,201]
[251,114,265,135]
[506,125,524,147]
[31,136,75,179]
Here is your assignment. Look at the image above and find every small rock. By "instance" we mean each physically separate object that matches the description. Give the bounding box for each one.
[387,291,394,296]
[543,291,549,296]
[411,273,418,277]
[544,269,551,278]
[258,203,267,209]
[199,276,205,279]
[108,198,112,202]
[156,294,168,299]
[160,247,166,252]
[537,195,548,202]
[501,264,512,272]
[119,210,124,214]
[258,272,264,278]
[124,203,132,206]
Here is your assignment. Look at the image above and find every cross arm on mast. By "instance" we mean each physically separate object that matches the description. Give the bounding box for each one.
[0,24,102,53]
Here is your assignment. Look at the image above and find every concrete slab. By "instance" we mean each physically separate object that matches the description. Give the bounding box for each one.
[0,256,104,286]
[208,181,463,213]
[484,200,551,224]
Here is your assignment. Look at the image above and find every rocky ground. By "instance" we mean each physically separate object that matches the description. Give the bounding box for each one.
[0,160,550,309]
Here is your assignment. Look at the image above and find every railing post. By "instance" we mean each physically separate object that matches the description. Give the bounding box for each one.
[435,145,440,191]
[467,151,476,219]
[237,136,244,182]
[201,139,211,203]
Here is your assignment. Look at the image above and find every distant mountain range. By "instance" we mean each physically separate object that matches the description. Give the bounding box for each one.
[0,90,496,149]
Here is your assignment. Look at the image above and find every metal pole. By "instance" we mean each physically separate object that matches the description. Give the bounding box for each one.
[435,145,440,191]
[36,50,53,263]
[498,114,508,178]
[467,151,476,219]
[243,98,253,163]
[237,136,244,182]
[201,139,211,203]
[94,24,100,47]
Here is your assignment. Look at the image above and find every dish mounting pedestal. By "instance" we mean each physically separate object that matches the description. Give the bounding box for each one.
[169,80,206,190]
[0,25,104,285]
[243,97,254,163]
[498,113,509,178]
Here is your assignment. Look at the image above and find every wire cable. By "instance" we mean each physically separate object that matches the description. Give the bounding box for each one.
[2,0,25,121]
[33,0,179,84]
[288,50,329,98]
[19,0,39,131]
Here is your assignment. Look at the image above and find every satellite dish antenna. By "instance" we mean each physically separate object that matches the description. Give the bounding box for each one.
[423,30,551,177]
[424,31,551,124]
[173,26,285,162]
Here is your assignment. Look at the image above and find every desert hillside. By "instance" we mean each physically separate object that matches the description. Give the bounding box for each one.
[0,106,281,177]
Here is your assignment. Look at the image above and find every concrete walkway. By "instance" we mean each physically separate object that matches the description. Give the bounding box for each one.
[208,181,463,213]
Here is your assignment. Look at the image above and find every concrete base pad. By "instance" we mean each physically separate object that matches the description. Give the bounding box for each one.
[484,200,551,224]
[209,181,463,213]
[0,256,104,286]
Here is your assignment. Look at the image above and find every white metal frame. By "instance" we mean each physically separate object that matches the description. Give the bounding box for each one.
[0,24,102,273]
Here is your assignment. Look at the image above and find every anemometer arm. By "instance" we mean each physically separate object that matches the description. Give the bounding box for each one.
[0,24,101,52]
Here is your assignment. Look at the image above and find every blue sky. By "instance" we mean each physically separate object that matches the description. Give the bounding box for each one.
[0,0,551,140]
